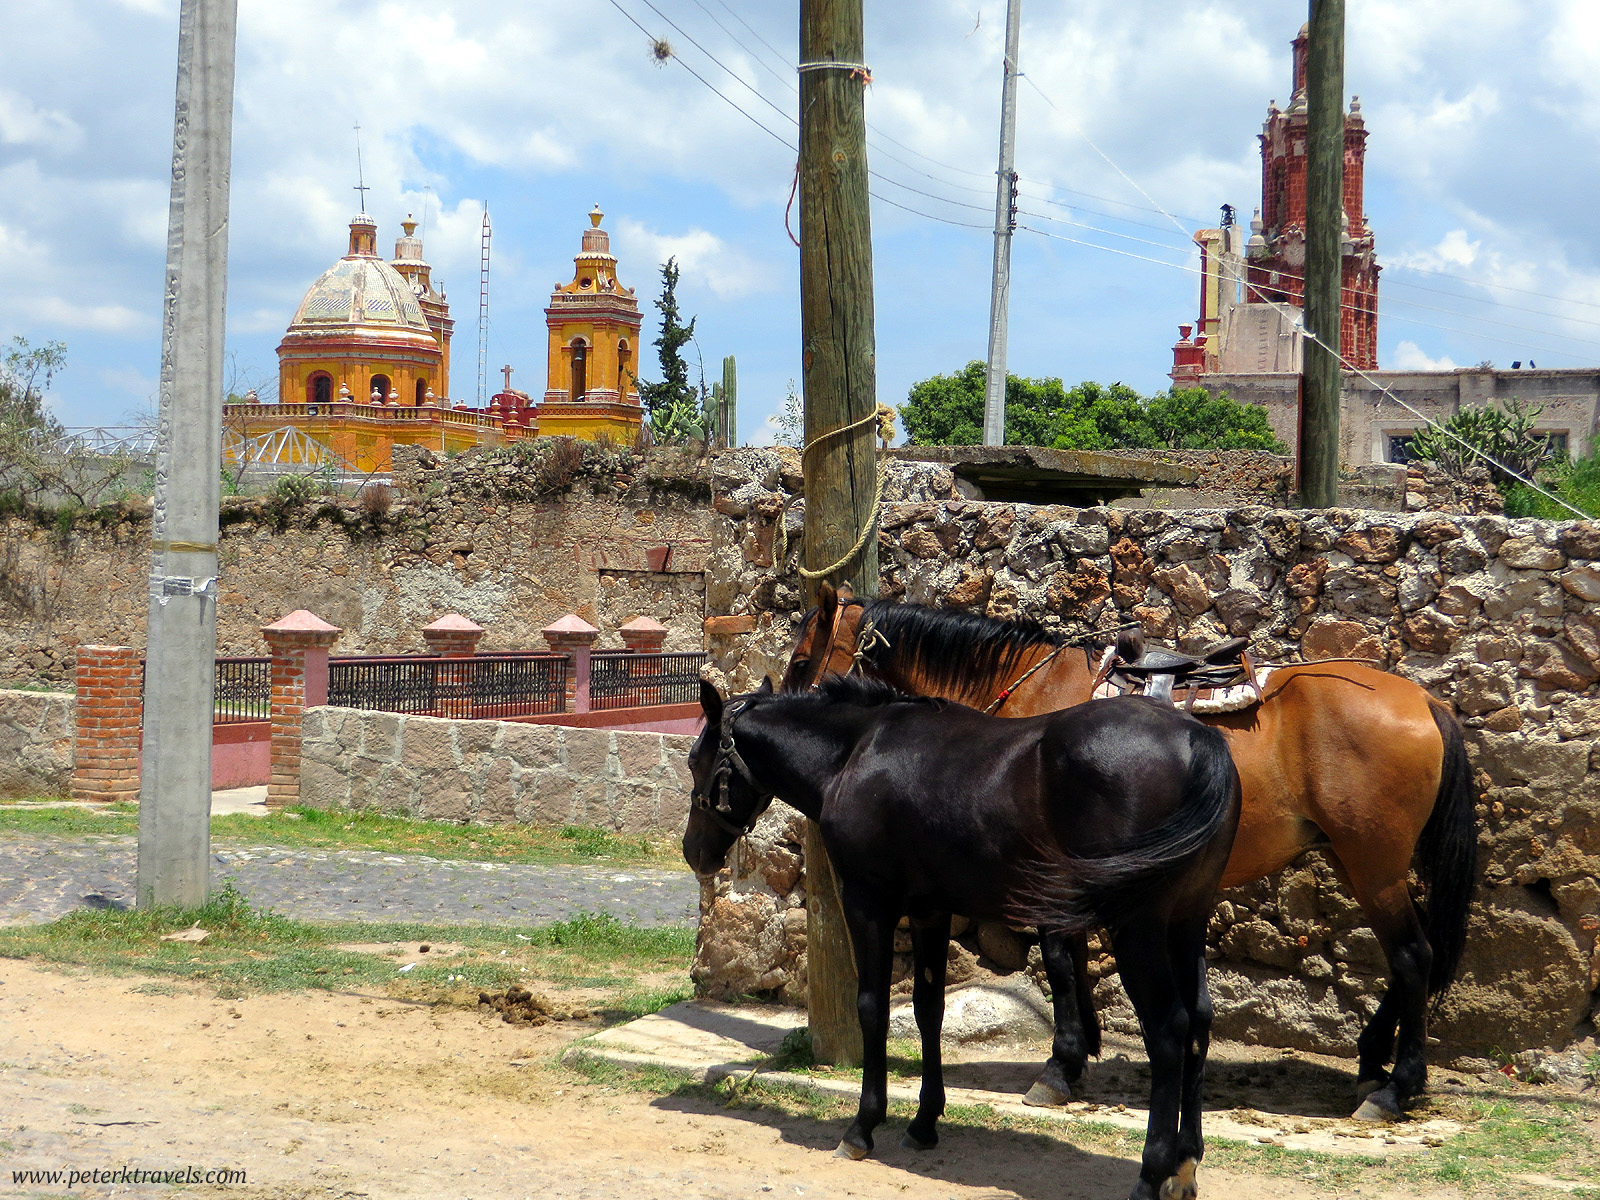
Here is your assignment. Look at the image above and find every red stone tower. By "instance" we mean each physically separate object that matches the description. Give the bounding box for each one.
[1244,23,1379,369]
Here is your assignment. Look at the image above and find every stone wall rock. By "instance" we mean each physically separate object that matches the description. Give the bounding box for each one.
[696,449,1600,1057]
[300,706,695,833]
[0,688,74,798]
[0,444,717,687]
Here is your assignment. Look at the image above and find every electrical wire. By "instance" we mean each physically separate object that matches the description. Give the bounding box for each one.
[608,0,1591,515]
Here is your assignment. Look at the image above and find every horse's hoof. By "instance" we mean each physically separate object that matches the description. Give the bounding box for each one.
[1023,1080,1073,1107]
[1158,1159,1199,1200]
[1352,1085,1404,1124]
[901,1129,937,1151]
[1354,1078,1383,1103]
[834,1139,871,1161]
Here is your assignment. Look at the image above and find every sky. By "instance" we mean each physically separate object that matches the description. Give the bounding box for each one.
[6,0,1600,444]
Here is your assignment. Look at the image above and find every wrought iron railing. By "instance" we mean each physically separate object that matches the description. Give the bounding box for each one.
[214,657,271,724]
[327,653,569,718]
[589,651,707,711]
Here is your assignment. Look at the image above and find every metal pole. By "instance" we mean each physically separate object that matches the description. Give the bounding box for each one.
[981,0,1022,447]
[1301,0,1345,507]
[137,0,236,908]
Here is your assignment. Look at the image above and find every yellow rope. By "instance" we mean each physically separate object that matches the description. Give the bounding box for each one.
[779,403,896,583]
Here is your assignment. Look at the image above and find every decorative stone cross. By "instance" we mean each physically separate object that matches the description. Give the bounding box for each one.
[501,364,514,392]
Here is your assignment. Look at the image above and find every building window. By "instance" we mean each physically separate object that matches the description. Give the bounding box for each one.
[308,373,333,406]
[1539,432,1570,462]
[369,374,391,403]
[570,340,587,401]
[415,378,428,406]
[1387,434,1420,465]
[618,339,632,390]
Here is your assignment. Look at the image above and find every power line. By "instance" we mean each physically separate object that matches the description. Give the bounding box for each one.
[1015,223,1600,364]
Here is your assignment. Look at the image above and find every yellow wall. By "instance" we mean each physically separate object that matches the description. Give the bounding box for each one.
[277,353,441,408]
[546,319,639,401]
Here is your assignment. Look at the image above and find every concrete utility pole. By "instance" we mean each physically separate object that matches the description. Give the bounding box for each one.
[982,0,1023,447]
[798,0,877,1066]
[136,0,237,908]
[1301,0,1345,507]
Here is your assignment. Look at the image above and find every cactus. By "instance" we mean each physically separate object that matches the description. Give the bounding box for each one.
[721,355,737,448]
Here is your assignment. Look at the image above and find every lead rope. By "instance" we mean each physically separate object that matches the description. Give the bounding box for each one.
[774,404,897,582]
[982,643,1067,715]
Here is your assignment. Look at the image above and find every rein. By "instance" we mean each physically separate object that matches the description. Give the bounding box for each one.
[693,698,772,838]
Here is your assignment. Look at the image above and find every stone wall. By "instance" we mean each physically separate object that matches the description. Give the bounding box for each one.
[0,688,74,798]
[695,450,1600,1057]
[0,443,716,687]
[299,706,696,833]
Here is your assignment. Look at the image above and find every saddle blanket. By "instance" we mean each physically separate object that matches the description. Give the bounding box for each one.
[1091,661,1279,714]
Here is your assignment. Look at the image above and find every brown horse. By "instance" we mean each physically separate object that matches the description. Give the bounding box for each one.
[783,586,1477,1122]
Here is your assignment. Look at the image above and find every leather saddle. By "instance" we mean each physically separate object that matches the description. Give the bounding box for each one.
[1104,631,1260,705]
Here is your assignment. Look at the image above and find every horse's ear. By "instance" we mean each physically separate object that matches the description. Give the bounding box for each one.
[1115,628,1145,663]
[817,581,838,625]
[756,676,775,695]
[699,679,724,723]
[835,581,855,602]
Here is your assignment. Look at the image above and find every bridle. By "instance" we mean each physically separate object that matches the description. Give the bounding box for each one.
[691,697,773,838]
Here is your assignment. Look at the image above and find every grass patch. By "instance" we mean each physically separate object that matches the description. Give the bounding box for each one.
[0,889,693,1017]
[0,801,686,870]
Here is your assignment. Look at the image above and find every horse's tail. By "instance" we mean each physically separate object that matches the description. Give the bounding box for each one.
[1417,701,1478,999]
[1007,723,1240,932]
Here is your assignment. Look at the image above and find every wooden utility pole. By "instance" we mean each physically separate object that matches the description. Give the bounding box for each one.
[982,0,1022,447]
[136,0,236,908]
[798,0,876,1066]
[1301,0,1345,507]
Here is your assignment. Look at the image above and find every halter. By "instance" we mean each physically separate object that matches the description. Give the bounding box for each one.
[692,697,773,837]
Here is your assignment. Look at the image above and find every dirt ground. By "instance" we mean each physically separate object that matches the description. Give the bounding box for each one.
[0,961,1580,1200]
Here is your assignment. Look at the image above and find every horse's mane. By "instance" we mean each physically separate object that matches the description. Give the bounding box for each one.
[858,600,1063,699]
[812,673,935,709]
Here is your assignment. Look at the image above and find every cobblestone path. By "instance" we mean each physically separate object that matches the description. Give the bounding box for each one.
[0,834,698,927]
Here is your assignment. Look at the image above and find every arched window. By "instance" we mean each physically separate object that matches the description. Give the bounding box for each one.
[415,378,428,406]
[369,374,391,404]
[617,339,632,390]
[569,340,588,401]
[308,373,333,405]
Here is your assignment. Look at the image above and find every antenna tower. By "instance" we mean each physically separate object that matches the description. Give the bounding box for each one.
[477,209,492,408]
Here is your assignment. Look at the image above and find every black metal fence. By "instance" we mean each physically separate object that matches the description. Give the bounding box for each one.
[327,653,569,718]
[589,650,707,710]
[213,657,270,724]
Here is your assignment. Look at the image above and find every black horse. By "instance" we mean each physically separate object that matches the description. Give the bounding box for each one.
[684,676,1242,1200]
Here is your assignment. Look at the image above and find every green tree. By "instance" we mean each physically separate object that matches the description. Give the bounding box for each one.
[899,361,1286,453]
[771,379,803,448]
[898,361,1066,446]
[637,258,703,443]
[0,336,66,439]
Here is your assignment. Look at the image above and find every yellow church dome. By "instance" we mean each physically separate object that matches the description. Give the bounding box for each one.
[284,214,433,342]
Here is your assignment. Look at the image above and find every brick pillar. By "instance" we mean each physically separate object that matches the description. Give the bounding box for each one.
[620,616,669,707]
[618,615,668,654]
[422,614,484,718]
[262,610,341,808]
[73,645,143,802]
[543,614,599,714]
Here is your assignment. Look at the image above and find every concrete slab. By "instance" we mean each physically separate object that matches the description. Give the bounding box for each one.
[568,1000,1464,1158]
[210,786,268,817]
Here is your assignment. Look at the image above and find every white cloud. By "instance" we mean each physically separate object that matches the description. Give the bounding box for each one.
[1390,341,1457,371]
[0,89,82,150]
[24,297,147,334]
[612,218,773,301]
